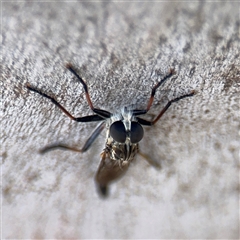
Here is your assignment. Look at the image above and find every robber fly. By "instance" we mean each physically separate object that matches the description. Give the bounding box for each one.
[26,63,195,196]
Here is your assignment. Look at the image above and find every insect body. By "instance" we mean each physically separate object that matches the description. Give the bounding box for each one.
[26,64,195,196]
[95,108,143,195]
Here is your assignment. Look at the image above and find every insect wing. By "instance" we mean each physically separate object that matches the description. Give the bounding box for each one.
[95,150,130,196]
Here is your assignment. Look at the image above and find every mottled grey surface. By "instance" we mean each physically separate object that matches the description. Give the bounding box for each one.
[2,1,239,239]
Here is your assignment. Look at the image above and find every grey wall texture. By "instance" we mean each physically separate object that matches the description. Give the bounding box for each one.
[2,1,239,239]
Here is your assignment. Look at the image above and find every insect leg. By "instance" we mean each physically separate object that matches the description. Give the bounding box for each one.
[146,68,176,111]
[132,69,176,117]
[137,90,195,126]
[136,117,152,126]
[66,63,111,119]
[80,122,105,152]
[26,83,108,122]
[138,151,161,168]
[40,122,105,154]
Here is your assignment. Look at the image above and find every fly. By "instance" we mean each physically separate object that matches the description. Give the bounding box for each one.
[26,63,195,197]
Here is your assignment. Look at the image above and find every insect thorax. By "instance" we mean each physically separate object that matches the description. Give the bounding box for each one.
[106,141,139,162]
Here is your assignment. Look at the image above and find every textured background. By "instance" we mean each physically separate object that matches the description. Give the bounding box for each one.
[2,1,239,239]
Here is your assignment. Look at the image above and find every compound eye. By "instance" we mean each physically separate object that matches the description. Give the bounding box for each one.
[130,122,144,143]
[110,121,126,143]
